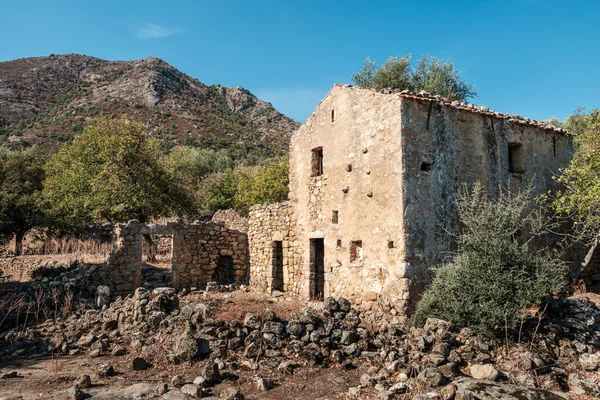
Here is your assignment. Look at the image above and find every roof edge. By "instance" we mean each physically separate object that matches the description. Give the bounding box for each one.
[332,83,572,136]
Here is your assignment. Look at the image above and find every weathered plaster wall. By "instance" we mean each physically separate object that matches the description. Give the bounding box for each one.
[400,97,573,306]
[288,85,408,312]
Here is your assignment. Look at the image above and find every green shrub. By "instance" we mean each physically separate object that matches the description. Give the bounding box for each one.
[414,183,568,337]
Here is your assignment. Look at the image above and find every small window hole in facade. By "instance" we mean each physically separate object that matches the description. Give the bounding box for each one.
[420,162,433,172]
[213,255,234,284]
[332,210,339,224]
[508,142,526,173]
[309,238,325,300]
[336,239,342,248]
[331,109,335,122]
[311,147,324,177]
[388,240,395,249]
[272,241,284,292]
[350,240,363,264]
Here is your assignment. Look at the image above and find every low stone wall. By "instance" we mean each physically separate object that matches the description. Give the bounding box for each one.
[248,202,303,295]
[211,209,248,233]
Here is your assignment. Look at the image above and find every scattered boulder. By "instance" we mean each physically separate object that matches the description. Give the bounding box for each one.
[568,373,600,396]
[452,377,568,400]
[469,364,499,381]
[97,364,115,378]
[256,377,273,391]
[180,383,202,398]
[76,375,92,389]
[67,386,86,400]
[171,375,186,389]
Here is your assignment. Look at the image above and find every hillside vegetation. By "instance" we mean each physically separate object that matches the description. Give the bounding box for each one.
[0,54,298,153]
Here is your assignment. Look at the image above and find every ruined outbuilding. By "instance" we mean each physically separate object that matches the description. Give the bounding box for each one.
[248,84,574,316]
[106,220,248,296]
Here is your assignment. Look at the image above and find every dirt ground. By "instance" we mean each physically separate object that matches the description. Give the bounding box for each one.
[0,290,371,400]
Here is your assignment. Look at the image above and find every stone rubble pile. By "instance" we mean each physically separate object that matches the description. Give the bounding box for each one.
[1,291,600,399]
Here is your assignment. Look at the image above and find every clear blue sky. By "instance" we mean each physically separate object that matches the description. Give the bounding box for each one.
[1,0,598,122]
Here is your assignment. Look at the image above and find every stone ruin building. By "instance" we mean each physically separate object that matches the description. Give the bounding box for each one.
[104,84,574,318]
[247,84,573,315]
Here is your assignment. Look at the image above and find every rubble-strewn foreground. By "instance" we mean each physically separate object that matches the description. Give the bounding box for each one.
[1,283,600,399]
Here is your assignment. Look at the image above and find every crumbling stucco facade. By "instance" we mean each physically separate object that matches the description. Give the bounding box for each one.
[106,220,248,296]
[249,84,573,316]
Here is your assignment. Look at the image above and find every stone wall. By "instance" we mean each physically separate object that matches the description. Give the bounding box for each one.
[173,223,248,288]
[211,209,249,232]
[248,202,303,295]
[105,220,248,296]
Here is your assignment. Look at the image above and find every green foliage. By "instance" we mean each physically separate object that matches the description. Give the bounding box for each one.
[198,170,239,212]
[352,55,477,102]
[552,109,600,243]
[234,156,289,215]
[43,118,195,228]
[546,107,593,136]
[415,184,568,337]
[0,146,47,252]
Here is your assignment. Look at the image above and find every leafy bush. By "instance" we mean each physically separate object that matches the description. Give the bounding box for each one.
[234,156,289,215]
[414,184,568,337]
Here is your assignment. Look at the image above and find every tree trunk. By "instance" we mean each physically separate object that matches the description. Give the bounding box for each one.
[580,238,598,277]
[143,233,157,263]
[13,232,24,256]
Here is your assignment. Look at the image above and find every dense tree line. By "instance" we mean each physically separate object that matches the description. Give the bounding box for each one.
[0,118,289,253]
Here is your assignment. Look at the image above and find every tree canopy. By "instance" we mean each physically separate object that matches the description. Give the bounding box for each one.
[43,118,195,227]
[352,55,477,102]
[0,146,47,255]
[552,109,600,251]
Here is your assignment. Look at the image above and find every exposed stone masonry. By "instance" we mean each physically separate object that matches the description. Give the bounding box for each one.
[211,209,249,233]
[106,220,248,296]
[248,202,302,295]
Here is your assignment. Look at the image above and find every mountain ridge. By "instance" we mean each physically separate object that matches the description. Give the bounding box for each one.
[0,53,299,153]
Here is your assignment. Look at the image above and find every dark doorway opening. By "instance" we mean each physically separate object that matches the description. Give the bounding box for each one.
[310,238,325,300]
[214,255,234,284]
[272,241,284,292]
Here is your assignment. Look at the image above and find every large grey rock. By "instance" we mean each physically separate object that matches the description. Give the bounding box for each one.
[578,352,600,371]
[568,373,600,396]
[180,383,202,398]
[417,367,445,387]
[452,377,568,399]
[469,364,499,381]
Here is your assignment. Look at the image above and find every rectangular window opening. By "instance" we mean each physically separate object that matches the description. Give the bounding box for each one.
[332,210,339,224]
[311,147,323,177]
[420,162,433,172]
[388,240,395,249]
[336,239,342,248]
[508,142,526,173]
[350,240,363,264]
[331,109,335,123]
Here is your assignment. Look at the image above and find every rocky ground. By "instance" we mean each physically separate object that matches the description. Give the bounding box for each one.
[1,281,600,400]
